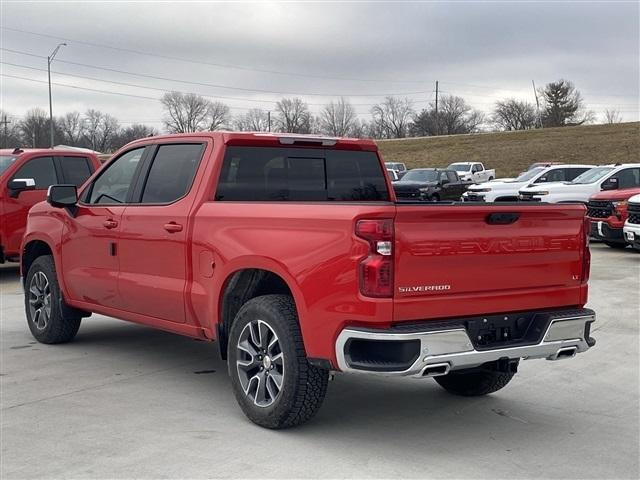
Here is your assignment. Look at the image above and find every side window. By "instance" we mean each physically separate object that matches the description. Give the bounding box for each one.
[11,156,57,189]
[60,156,93,186]
[613,168,640,189]
[447,171,457,183]
[88,148,145,204]
[544,169,566,182]
[439,171,449,182]
[472,164,481,173]
[565,168,590,181]
[140,144,204,204]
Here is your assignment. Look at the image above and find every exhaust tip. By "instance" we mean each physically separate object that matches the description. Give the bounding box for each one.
[549,346,578,361]
[421,362,451,377]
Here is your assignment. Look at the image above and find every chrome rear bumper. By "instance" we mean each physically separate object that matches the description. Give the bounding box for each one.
[335,311,595,377]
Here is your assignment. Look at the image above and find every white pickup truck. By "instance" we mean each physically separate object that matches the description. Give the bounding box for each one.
[623,193,640,250]
[447,162,495,183]
[519,164,640,203]
[463,164,593,202]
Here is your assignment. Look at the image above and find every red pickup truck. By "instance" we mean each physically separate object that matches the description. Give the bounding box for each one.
[1,148,101,263]
[586,187,640,248]
[21,133,596,428]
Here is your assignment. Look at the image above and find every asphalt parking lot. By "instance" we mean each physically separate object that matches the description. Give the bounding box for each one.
[1,243,638,479]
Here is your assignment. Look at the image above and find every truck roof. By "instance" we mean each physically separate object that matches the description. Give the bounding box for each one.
[123,132,378,152]
[0,148,99,157]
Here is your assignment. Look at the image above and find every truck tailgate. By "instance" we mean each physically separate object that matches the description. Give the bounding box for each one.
[393,204,588,321]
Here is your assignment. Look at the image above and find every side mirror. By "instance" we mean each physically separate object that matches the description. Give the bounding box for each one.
[47,184,78,208]
[601,177,619,191]
[8,178,36,198]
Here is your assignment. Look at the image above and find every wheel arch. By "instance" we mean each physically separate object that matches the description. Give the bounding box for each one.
[21,238,56,285]
[216,266,303,360]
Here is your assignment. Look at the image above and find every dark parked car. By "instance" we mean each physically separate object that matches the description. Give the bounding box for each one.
[393,168,469,201]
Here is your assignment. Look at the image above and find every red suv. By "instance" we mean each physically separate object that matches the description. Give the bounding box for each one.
[586,187,640,248]
[0,148,101,262]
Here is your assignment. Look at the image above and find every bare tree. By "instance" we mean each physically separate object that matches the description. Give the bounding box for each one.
[0,110,23,148]
[20,108,50,147]
[161,91,211,133]
[411,95,484,136]
[371,96,414,138]
[539,79,593,127]
[275,97,311,133]
[235,109,270,131]
[603,108,623,124]
[83,109,120,152]
[492,99,537,131]
[112,124,158,150]
[206,101,231,131]
[59,111,86,145]
[319,98,357,136]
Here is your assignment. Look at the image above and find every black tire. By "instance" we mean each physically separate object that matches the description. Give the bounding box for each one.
[435,366,515,396]
[227,294,329,429]
[430,194,440,202]
[604,242,627,249]
[488,177,494,181]
[25,255,81,344]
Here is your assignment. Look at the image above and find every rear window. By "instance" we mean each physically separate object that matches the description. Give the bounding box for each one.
[60,156,93,186]
[215,147,389,202]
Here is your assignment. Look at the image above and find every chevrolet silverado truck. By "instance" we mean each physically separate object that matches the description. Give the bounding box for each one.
[447,162,495,183]
[623,194,640,250]
[586,187,640,248]
[393,168,469,201]
[21,132,595,429]
[519,164,640,203]
[1,147,100,263]
[463,164,593,202]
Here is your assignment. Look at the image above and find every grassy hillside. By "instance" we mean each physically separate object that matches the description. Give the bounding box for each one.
[377,122,640,178]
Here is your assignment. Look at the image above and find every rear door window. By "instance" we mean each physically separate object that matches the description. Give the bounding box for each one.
[140,144,204,204]
[59,156,93,186]
[215,147,389,201]
[564,168,590,181]
[11,156,57,189]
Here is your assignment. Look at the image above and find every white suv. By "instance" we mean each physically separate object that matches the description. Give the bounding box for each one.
[623,193,640,250]
[463,164,593,202]
[519,164,640,203]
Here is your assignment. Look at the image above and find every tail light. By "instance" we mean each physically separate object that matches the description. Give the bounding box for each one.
[582,216,591,282]
[355,219,394,298]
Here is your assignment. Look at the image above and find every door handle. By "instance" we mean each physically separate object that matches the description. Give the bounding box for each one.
[103,219,119,229]
[486,212,520,225]
[164,222,183,233]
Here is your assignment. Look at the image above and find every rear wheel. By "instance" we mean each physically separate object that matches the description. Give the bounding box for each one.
[25,255,81,344]
[227,294,329,429]
[435,365,516,396]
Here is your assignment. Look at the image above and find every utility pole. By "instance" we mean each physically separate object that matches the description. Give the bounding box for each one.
[267,111,271,132]
[532,80,543,129]
[48,42,67,148]
[435,80,439,136]
[0,114,11,148]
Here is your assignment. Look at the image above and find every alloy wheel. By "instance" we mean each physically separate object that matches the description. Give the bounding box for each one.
[28,271,52,331]
[236,319,285,407]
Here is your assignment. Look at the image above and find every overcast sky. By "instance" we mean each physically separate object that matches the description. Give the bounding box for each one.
[1,1,638,129]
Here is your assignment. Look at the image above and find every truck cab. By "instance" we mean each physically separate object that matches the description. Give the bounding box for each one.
[393,168,468,201]
[0,148,101,262]
[447,162,495,183]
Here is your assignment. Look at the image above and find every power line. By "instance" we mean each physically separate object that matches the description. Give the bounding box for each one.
[0,27,427,85]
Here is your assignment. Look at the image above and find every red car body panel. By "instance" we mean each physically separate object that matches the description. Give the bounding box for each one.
[0,148,101,261]
[22,133,590,368]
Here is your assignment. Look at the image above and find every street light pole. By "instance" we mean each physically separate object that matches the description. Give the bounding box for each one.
[48,42,66,148]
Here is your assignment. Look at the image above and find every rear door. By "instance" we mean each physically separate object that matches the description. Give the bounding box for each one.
[117,142,206,323]
[393,203,587,321]
[3,156,58,255]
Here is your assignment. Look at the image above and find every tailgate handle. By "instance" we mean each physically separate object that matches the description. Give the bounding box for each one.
[486,212,520,225]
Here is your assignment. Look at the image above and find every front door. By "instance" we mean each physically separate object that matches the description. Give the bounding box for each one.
[61,147,147,308]
[118,143,205,323]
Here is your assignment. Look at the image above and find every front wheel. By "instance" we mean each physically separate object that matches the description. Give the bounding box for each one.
[435,365,516,396]
[25,255,81,344]
[227,294,329,429]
